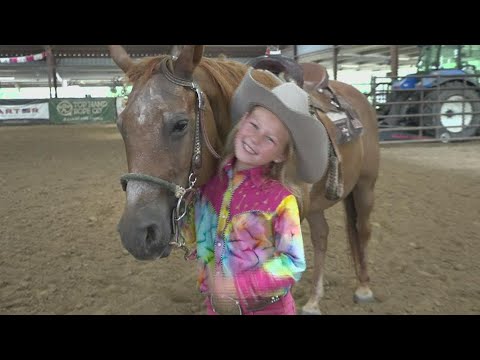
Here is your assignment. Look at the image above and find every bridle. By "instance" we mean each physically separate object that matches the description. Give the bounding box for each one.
[120,56,221,259]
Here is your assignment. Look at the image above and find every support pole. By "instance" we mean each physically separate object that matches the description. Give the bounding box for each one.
[45,45,58,98]
[45,46,53,98]
[390,45,399,79]
[333,45,339,80]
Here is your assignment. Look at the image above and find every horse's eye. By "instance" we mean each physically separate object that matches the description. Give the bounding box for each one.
[172,120,188,133]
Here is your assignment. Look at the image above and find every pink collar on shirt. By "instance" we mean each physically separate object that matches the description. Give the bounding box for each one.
[202,156,292,215]
[222,157,269,188]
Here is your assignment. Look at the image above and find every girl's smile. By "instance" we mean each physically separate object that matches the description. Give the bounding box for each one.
[234,106,289,171]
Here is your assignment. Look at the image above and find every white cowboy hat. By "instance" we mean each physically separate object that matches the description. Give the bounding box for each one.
[231,68,329,183]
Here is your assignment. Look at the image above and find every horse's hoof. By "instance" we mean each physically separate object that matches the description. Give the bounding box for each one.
[353,288,375,304]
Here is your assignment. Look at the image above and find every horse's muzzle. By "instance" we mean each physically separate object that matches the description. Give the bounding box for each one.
[117,212,173,260]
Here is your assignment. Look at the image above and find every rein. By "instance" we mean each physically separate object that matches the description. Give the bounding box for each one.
[120,56,221,259]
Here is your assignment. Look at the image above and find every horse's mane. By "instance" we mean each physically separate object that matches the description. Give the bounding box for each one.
[125,55,168,85]
[125,55,281,100]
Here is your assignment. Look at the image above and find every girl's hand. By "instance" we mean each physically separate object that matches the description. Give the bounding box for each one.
[206,266,241,315]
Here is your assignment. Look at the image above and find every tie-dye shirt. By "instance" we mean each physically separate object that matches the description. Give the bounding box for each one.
[180,159,306,304]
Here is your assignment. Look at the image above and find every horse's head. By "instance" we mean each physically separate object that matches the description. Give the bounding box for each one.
[110,45,220,260]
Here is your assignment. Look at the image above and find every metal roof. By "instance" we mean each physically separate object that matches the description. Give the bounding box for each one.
[0,45,288,88]
[0,45,285,58]
[0,45,421,88]
[294,45,421,71]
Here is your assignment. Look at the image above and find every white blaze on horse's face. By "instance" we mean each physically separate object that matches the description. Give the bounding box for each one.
[148,86,169,112]
[133,86,169,126]
[137,110,146,125]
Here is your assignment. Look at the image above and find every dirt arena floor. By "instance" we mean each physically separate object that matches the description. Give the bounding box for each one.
[1,124,479,315]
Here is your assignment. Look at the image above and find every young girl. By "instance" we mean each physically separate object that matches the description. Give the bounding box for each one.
[181,69,329,315]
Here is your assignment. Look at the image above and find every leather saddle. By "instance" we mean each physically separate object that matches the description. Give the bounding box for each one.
[301,62,330,91]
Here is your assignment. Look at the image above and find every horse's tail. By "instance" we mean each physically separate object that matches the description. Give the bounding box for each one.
[343,192,361,277]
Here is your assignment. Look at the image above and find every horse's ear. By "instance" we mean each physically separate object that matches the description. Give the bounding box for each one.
[108,45,134,73]
[173,45,204,79]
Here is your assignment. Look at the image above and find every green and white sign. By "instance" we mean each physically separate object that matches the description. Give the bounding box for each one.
[49,98,116,123]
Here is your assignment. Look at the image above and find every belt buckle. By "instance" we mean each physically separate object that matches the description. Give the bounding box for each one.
[210,295,243,315]
[245,294,284,312]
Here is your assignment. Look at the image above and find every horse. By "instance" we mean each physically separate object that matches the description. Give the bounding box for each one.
[109,45,380,315]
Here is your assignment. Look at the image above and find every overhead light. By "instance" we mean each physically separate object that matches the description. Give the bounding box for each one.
[0,76,15,81]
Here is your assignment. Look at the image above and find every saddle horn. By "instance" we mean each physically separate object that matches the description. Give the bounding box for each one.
[248,55,304,88]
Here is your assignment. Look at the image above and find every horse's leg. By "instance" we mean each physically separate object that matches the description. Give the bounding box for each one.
[345,177,376,304]
[301,210,329,315]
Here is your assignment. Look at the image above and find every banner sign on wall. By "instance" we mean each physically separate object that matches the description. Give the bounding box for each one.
[49,98,117,123]
[0,101,49,123]
[0,51,47,64]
